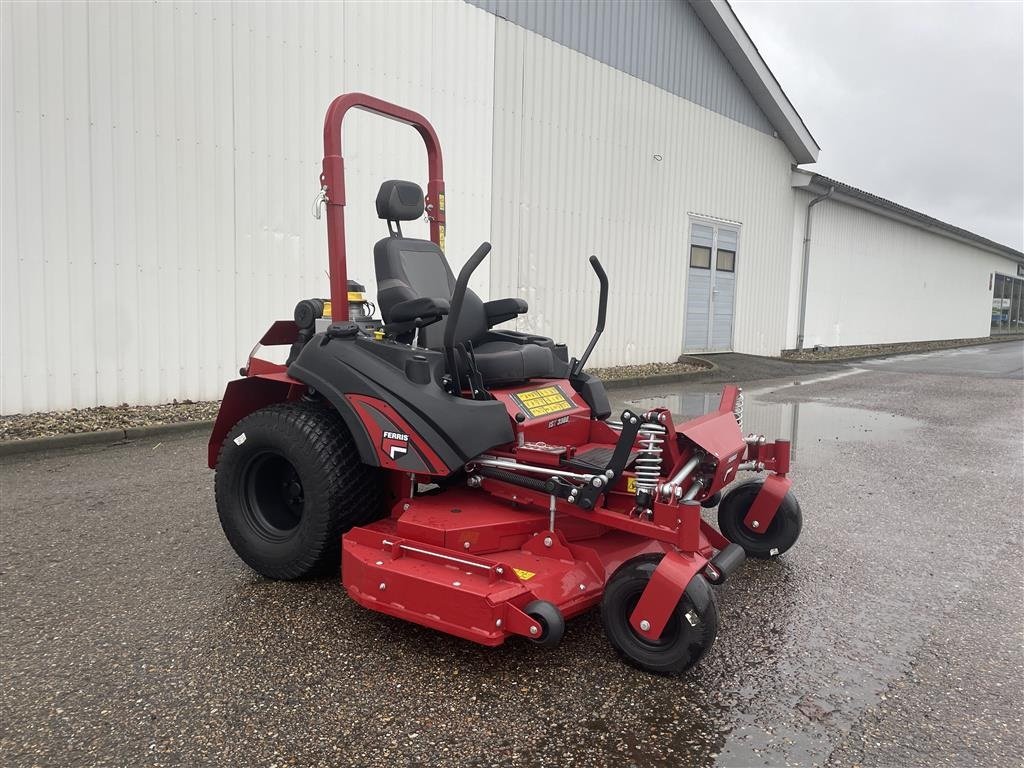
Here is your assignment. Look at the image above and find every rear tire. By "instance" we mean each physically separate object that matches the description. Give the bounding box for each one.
[717,479,802,559]
[601,554,718,675]
[214,401,385,580]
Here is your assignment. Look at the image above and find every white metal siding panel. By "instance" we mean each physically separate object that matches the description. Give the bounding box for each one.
[1,1,23,412]
[467,0,775,135]
[1,1,495,414]
[489,21,795,366]
[794,194,1020,347]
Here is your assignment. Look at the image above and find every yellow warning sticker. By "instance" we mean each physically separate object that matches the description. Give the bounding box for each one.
[513,567,536,581]
[512,385,574,419]
[626,476,637,493]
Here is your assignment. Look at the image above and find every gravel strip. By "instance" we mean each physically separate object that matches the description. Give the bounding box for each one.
[781,334,1023,361]
[0,400,220,442]
[1,360,713,442]
[588,358,711,381]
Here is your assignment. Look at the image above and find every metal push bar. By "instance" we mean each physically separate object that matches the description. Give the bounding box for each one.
[321,93,446,320]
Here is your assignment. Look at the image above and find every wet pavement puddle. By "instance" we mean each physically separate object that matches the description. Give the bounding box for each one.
[618,389,920,463]
[604,387,927,765]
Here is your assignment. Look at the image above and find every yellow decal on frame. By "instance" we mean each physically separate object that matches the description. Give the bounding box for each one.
[512,385,574,419]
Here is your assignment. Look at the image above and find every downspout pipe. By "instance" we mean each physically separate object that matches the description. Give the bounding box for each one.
[796,185,834,350]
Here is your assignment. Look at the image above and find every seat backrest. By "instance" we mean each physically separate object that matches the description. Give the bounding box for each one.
[373,180,487,348]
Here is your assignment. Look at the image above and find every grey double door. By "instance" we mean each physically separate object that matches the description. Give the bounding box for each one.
[684,221,738,352]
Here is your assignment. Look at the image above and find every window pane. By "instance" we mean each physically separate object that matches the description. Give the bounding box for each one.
[690,245,711,269]
[992,274,1007,332]
[1013,278,1024,331]
[716,249,736,272]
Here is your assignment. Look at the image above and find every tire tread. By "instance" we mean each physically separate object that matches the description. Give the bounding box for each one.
[214,400,384,580]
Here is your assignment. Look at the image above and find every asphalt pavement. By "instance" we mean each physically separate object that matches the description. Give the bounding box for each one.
[2,341,1022,767]
[856,340,1024,379]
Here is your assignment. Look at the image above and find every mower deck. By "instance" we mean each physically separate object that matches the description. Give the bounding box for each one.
[343,490,677,645]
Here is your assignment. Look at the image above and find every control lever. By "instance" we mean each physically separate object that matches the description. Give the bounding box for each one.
[444,242,492,393]
[571,255,609,377]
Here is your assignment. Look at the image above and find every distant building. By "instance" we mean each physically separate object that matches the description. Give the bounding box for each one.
[2,0,1021,413]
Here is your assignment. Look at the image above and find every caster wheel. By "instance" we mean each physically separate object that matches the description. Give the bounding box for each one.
[700,491,722,508]
[524,600,565,648]
[601,554,718,675]
[717,480,802,559]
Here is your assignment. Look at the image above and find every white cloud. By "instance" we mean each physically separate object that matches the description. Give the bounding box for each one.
[734,0,1024,250]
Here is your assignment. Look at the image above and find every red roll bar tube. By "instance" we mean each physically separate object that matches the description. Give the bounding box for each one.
[320,93,446,320]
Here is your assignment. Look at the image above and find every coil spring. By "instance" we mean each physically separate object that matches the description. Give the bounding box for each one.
[733,390,744,432]
[634,426,665,495]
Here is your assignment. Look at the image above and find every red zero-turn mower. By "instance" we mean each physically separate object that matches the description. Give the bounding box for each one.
[209,93,803,674]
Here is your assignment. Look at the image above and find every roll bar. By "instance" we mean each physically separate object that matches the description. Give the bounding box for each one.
[319,93,446,320]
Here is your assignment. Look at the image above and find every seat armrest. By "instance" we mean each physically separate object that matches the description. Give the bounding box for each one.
[389,296,450,324]
[484,297,528,327]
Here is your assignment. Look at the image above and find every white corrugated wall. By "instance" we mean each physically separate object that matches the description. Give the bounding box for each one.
[488,20,797,367]
[1,0,496,414]
[791,190,1019,348]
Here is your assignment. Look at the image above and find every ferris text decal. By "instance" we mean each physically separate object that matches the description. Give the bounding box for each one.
[381,430,410,461]
[512,385,574,419]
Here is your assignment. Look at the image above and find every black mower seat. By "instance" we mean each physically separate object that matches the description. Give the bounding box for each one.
[465,337,568,386]
[373,180,569,386]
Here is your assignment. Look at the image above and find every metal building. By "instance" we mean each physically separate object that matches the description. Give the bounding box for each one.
[789,172,1024,349]
[2,0,1021,414]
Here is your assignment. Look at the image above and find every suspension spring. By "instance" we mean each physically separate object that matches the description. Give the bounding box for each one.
[733,389,744,432]
[634,425,665,496]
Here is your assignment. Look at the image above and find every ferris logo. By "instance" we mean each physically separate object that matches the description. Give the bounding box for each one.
[381,430,410,460]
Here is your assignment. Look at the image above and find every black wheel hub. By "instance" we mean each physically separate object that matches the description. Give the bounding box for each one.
[240,452,305,541]
[623,593,683,648]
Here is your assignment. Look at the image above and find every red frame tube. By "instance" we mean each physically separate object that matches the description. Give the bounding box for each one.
[320,93,446,320]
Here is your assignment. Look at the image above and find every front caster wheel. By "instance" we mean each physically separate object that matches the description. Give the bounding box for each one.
[717,479,802,559]
[523,600,565,648]
[601,554,718,675]
[700,491,722,508]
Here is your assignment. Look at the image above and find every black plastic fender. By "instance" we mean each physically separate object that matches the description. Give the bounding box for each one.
[288,332,514,476]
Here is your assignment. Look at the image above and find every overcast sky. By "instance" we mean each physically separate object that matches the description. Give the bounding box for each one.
[732,0,1024,251]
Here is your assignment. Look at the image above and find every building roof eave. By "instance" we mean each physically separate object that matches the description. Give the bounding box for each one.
[792,169,1024,263]
[690,0,820,164]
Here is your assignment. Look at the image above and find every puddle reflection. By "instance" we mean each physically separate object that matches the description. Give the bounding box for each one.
[619,391,918,460]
